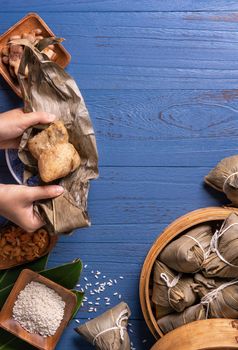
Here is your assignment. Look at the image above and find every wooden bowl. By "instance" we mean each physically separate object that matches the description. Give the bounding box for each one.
[139,206,238,340]
[0,12,71,97]
[150,318,238,350]
[0,269,77,350]
[0,226,58,270]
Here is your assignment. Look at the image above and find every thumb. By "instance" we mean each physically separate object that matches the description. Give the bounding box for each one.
[27,185,64,202]
[20,111,56,129]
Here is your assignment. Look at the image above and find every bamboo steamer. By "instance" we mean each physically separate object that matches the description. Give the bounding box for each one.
[150,319,238,350]
[139,207,238,344]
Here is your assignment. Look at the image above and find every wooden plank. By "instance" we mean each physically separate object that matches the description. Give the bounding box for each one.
[1,13,238,89]
[0,1,238,12]
[2,88,238,167]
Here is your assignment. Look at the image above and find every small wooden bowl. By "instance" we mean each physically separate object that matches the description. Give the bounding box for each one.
[0,226,57,270]
[150,319,238,350]
[139,206,238,340]
[0,269,77,350]
[0,12,71,97]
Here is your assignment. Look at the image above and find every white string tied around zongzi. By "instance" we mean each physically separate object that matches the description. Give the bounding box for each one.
[184,234,210,267]
[160,272,182,307]
[223,171,238,192]
[93,309,128,345]
[201,278,238,318]
[208,222,238,267]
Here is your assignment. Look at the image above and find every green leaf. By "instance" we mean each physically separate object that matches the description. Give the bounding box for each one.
[0,254,49,289]
[40,258,83,289]
[0,258,82,309]
[71,290,84,319]
[0,259,83,349]
[0,328,38,350]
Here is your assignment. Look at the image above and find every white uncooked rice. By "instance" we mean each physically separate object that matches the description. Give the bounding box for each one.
[13,281,65,337]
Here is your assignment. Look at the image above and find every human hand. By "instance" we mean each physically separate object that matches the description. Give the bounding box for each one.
[0,108,56,149]
[0,184,64,231]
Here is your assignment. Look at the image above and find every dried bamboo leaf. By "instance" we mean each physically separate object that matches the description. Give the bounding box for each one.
[15,38,98,235]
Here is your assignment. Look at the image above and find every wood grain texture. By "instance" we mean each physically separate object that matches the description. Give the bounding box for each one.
[2,12,238,89]
[1,1,238,12]
[0,3,238,349]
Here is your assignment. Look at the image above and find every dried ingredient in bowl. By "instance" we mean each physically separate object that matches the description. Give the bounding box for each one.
[1,28,56,78]
[75,302,131,349]
[152,260,197,316]
[202,213,238,278]
[157,304,205,334]
[13,281,65,337]
[205,155,238,206]
[0,225,49,263]
[159,224,213,273]
[28,121,81,182]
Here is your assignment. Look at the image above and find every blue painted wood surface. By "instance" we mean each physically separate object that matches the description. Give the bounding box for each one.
[1,2,238,349]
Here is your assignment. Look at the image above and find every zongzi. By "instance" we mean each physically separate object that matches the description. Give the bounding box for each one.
[205,155,238,206]
[192,273,225,298]
[201,279,238,318]
[202,213,238,278]
[28,121,81,182]
[15,37,98,234]
[152,260,196,316]
[157,304,205,334]
[159,224,213,273]
[75,302,131,350]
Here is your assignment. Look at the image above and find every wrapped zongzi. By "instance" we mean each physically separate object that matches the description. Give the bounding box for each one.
[157,304,205,334]
[152,260,196,316]
[202,213,238,278]
[192,273,225,298]
[75,302,131,349]
[159,224,213,273]
[201,279,238,318]
[205,155,238,206]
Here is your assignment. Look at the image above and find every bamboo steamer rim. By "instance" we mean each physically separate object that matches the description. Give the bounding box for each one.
[150,318,238,350]
[139,206,238,340]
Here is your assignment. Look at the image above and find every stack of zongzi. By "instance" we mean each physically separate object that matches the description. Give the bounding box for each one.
[152,213,238,334]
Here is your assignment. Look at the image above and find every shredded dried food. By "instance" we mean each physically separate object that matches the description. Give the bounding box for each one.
[13,281,65,337]
[0,225,49,262]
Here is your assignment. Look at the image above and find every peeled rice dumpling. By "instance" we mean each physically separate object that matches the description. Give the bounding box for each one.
[159,224,213,273]
[157,304,205,334]
[152,260,196,316]
[28,121,81,182]
[202,213,238,278]
[205,155,238,206]
[75,302,131,349]
[201,279,238,318]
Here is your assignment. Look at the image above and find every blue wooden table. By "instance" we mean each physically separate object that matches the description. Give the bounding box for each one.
[1,1,238,349]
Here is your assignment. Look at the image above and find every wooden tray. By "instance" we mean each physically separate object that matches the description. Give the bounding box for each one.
[0,226,57,270]
[139,206,238,340]
[150,319,238,350]
[0,269,77,350]
[0,12,71,97]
